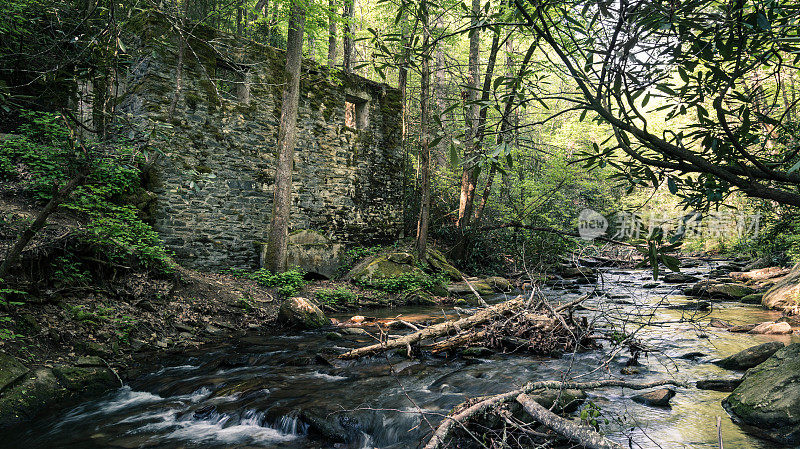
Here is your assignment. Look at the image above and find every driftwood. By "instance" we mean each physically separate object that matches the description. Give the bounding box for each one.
[516,393,623,449]
[422,378,686,449]
[339,296,528,359]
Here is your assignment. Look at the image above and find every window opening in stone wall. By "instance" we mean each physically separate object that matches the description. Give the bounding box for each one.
[345,96,369,130]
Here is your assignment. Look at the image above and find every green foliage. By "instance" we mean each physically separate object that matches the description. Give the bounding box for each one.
[359,272,445,294]
[1,111,172,273]
[0,317,23,341]
[748,212,800,264]
[229,268,308,297]
[579,401,607,431]
[315,287,358,306]
[52,255,90,286]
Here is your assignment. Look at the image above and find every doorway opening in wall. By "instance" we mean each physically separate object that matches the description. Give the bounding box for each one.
[345,96,369,130]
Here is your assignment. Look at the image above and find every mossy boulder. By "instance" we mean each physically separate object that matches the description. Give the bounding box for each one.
[740,293,763,304]
[426,249,463,281]
[277,297,329,329]
[723,343,800,444]
[344,249,461,296]
[683,280,754,300]
[345,251,427,284]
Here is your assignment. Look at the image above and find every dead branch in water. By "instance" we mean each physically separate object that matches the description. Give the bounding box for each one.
[423,378,687,449]
[516,393,623,449]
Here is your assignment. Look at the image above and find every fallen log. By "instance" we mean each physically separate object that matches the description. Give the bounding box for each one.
[516,393,623,449]
[338,296,528,359]
[422,378,686,449]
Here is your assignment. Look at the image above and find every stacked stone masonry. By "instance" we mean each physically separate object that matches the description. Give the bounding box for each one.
[116,13,403,270]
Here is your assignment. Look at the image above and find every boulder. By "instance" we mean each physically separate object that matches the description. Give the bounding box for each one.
[723,343,800,444]
[662,273,700,283]
[632,388,675,407]
[747,321,793,335]
[713,342,785,370]
[743,256,773,271]
[447,277,511,297]
[683,280,754,300]
[730,266,790,283]
[277,297,329,329]
[762,262,800,313]
[0,352,28,393]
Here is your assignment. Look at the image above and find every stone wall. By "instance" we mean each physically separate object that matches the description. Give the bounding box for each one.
[116,13,403,271]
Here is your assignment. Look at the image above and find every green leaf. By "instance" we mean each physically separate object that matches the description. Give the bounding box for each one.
[667,177,678,195]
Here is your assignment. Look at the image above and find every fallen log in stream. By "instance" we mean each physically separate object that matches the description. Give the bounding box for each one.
[339,293,590,360]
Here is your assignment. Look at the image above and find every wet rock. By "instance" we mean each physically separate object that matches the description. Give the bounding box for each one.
[696,378,742,392]
[557,266,597,279]
[662,273,700,283]
[621,366,642,375]
[728,323,757,333]
[730,267,790,282]
[340,327,368,336]
[75,356,105,367]
[747,321,793,335]
[447,279,495,297]
[709,318,732,328]
[668,301,711,311]
[642,282,659,288]
[714,342,785,370]
[277,297,329,329]
[723,343,800,444]
[680,351,706,360]
[460,347,493,357]
[683,280,754,300]
[762,262,800,312]
[193,405,216,419]
[740,293,763,304]
[325,332,343,341]
[632,388,675,407]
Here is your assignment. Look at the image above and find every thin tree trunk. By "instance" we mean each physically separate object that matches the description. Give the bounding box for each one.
[415,8,431,263]
[342,0,355,72]
[433,15,447,168]
[307,32,315,61]
[168,0,190,121]
[265,4,306,273]
[236,0,243,36]
[456,0,482,230]
[0,172,87,280]
[327,0,337,68]
[474,37,536,223]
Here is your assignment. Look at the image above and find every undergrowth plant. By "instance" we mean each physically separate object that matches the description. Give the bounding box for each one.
[0,110,172,274]
[225,268,308,297]
[315,287,358,306]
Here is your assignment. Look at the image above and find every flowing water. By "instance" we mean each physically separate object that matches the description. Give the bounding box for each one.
[3,262,797,449]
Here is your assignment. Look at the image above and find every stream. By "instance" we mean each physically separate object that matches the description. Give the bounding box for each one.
[3,261,797,449]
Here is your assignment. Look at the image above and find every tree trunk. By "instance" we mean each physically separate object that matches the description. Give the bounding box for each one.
[326,0,337,68]
[456,0,482,230]
[264,4,306,273]
[168,0,190,121]
[236,0,243,36]
[433,15,447,167]
[415,11,431,263]
[342,0,355,72]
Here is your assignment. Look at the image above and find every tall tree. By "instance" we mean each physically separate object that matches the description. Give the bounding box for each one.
[326,0,337,68]
[265,2,306,273]
[342,0,355,72]
[456,0,482,230]
[415,1,432,263]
